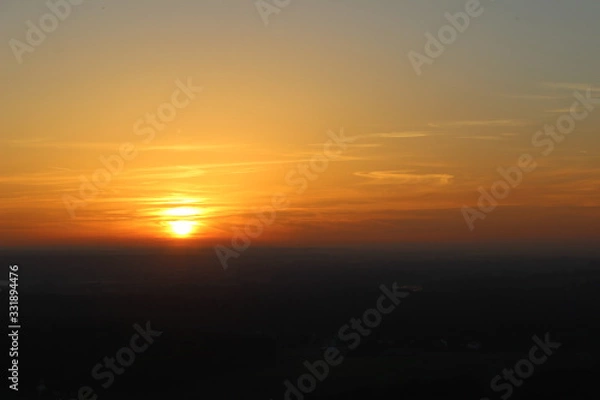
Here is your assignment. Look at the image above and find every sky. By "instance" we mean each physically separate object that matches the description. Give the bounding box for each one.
[1,0,599,248]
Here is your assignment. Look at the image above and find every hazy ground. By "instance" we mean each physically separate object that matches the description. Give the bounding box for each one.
[1,246,599,399]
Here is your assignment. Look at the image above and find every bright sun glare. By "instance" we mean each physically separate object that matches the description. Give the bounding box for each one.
[164,206,203,238]
[168,220,197,237]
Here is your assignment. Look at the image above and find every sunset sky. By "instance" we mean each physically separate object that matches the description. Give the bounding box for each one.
[1,0,599,248]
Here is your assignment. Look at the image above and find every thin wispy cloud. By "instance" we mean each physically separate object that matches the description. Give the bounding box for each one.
[500,93,565,100]
[355,170,454,185]
[456,135,508,141]
[358,131,432,139]
[428,119,529,128]
[541,82,600,93]
[2,140,121,150]
[142,144,239,152]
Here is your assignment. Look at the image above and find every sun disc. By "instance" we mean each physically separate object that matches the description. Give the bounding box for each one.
[168,220,196,237]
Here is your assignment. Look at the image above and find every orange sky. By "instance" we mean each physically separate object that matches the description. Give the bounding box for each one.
[1,1,599,248]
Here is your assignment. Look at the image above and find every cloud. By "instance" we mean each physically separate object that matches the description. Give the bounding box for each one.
[428,119,529,128]
[355,170,454,185]
[359,131,432,139]
[2,138,241,153]
[142,144,238,152]
[541,82,600,93]
[1,139,120,150]
[307,131,431,148]
[544,108,572,114]
[456,135,508,141]
[500,93,564,100]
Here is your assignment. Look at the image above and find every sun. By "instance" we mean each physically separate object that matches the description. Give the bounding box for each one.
[162,206,204,238]
[168,220,197,237]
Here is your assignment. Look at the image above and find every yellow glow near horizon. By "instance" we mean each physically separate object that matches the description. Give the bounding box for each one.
[168,220,197,237]
[162,206,203,237]
[164,207,203,217]
[3,0,600,249]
